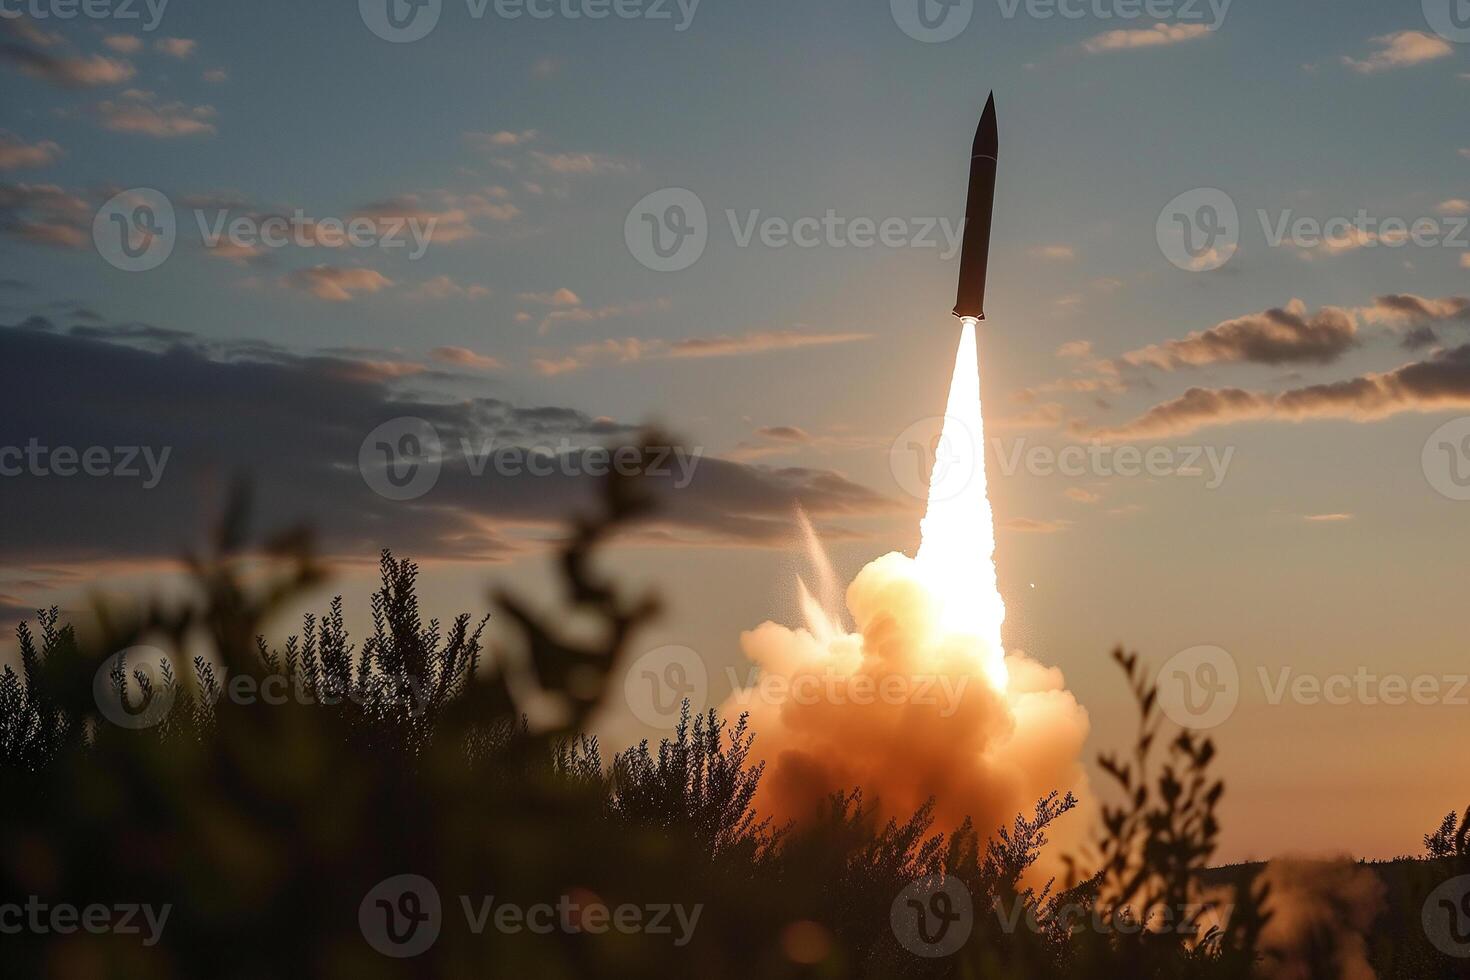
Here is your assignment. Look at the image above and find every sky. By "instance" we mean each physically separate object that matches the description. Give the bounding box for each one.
[3,0,1470,862]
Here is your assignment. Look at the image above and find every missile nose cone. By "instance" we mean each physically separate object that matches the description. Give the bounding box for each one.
[973,92,997,160]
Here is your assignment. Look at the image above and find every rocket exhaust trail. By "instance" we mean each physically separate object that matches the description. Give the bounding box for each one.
[915,317,1007,689]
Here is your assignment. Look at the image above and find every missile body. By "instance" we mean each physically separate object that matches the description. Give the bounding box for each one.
[953,93,997,321]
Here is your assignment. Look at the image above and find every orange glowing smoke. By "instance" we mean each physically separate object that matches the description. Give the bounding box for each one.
[724,319,1091,875]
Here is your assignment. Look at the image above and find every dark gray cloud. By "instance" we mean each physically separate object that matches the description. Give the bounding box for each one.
[1369,294,1470,324]
[0,323,891,567]
[1120,300,1359,371]
[1401,325,1439,350]
[1080,343,1470,440]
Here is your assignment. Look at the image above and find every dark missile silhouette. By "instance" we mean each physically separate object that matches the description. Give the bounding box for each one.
[953,92,997,321]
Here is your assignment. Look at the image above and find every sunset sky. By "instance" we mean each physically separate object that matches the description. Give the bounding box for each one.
[3,0,1470,863]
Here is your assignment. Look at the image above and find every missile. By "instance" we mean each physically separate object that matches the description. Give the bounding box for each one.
[953,92,997,322]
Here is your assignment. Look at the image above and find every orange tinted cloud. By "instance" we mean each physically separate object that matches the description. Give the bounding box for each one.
[283,266,394,302]
[1083,343,1470,440]
[1083,23,1211,53]
[1120,300,1359,370]
[94,91,216,137]
[1342,31,1453,74]
[430,346,503,370]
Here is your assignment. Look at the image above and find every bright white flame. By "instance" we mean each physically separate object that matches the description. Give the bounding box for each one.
[915,316,1008,689]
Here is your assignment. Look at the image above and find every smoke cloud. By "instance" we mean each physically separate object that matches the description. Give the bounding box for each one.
[723,549,1091,881]
[1255,858,1386,980]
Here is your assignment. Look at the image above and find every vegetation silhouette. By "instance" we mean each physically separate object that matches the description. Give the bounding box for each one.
[1,443,1465,977]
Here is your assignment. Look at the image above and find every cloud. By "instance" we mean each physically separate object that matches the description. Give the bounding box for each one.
[1064,487,1100,504]
[668,329,872,359]
[755,425,811,443]
[1056,340,1092,360]
[1302,512,1352,522]
[517,287,581,306]
[154,37,197,59]
[353,190,520,245]
[0,321,893,565]
[1255,859,1385,980]
[203,239,264,264]
[1356,293,1470,328]
[1119,299,1359,370]
[93,90,217,137]
[1401,325,1440,349]
[464,129,539,150]
[1001,517,1072,533]
[533,329,871,376]
[1029,244,1074,260]
[1082,23,1211,53]
[1342,31,1453,73]
[3,48,134,88]
[283,266,394,302]
[429,346,503,370]
[1437,199,1470,215]
[0,182,92,249]
[407,275,490,301]
[103,35,144,54]
[532,297,671,334]
[1082,342,1470,440]
[203,68,227,83]
[529,150,629,175]
[0,132,61,171]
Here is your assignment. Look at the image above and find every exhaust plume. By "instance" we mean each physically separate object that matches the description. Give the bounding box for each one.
[726,320,1090,877]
